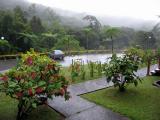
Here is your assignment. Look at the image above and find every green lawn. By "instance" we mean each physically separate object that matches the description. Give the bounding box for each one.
[0,93,64,120]
[82,76,160,120]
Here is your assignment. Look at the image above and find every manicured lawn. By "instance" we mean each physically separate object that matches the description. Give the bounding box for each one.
[0,93,64,120]
[82,76,160,120]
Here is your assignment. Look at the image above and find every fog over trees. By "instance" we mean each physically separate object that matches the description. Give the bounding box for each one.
[0,0,160,54]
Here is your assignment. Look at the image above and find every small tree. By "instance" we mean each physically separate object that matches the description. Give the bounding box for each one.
[156,48,160,69]
[104,54,142,92]
[0,50,70,120]
[143,49,155,76]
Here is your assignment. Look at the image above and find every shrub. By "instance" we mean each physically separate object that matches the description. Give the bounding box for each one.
[0,39,12,54]
[69,59,87,81]
[0,50,70,120]
[104,54,142,92]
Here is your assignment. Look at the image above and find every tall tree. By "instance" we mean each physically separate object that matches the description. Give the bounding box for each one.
[135,31,156,50]
[82,27,92,51]
[83,15,101,32]
[104,27,120,54]
[0,11,14,41]
[30,16,44,34]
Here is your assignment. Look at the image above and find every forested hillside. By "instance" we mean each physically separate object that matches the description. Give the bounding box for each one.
[0,0,160,54]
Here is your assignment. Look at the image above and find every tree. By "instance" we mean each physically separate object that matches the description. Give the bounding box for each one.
[135,31,156,50]
[16,33,38,52]
[104,27,120,54]
[13,6,29,33]
[83,15,101,32]
[156,48,160,69]
[30,16,44,34]
[83,15,102,49]
[0,11,14,41]
[40,33,57,50]
[82,27,92,51]
[54,35,82,51]
[105,54,142,92]
[0,39,12,54]
[143,49,155,76]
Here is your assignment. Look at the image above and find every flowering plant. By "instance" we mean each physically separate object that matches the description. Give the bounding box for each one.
[0,50,70,120]
[104,54,142,92]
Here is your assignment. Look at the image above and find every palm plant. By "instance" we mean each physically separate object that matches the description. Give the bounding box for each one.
[104,27,120,54]
[83,27,92,52]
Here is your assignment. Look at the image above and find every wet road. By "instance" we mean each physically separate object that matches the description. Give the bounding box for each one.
[0,53,122,71]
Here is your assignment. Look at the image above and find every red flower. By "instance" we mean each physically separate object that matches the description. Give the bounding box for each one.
[59,88,65,96]
[28,88,34,96]
[26,57,33,65]
[63,85,68,92]
[47,64,53,70]
[15,92,23,98]
[0,75,8,82]
[35,87,43,94]
[31,72,36,79]
[15,76,21,81]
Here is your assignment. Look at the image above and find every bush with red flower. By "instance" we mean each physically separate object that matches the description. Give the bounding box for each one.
[0,50,70,120]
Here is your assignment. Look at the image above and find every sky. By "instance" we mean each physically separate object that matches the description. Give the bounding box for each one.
[27,0,160,21]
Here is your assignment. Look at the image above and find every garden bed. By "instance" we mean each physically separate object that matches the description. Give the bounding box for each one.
[82,76,160,120]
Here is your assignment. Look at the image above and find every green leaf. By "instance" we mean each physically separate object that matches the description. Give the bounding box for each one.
[32,103,37,108]
[38,81,46,86]
[8,81,17,88]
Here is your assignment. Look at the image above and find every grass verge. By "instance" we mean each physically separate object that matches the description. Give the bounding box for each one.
[82,76,160,120]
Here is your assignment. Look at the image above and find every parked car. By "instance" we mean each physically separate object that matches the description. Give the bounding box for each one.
[49,50,65,60]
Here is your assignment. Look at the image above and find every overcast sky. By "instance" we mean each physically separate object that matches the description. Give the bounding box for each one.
[27,0,160,21]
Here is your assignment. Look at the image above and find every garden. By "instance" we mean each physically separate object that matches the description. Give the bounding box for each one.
[1,1,160,120]
[0,47,160,120]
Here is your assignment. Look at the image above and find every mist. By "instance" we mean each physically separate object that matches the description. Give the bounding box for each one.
[0,0,159,30]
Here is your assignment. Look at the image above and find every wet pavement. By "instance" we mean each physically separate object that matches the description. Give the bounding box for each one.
[0,57,157,120]
[0,53,122,71]
[0,59,17,71]
[48,64,158,120]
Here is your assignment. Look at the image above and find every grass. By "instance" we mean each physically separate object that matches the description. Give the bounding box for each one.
[60,65,104,84]
[0,93,64,120]
[82,76,160,120]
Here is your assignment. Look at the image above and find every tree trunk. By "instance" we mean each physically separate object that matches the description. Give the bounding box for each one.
[86,36,88,53]
[158,58,160,69]
[119,85,125,92]
[146,59,151,76]
[16,104,23,120]
[111,36,114,54]
[119,79,126,92]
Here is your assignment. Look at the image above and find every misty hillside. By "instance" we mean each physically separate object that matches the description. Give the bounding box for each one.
[0,0,158,30]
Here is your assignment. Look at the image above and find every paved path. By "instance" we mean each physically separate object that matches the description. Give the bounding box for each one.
[48,64,158,120]
[0,64,158,120]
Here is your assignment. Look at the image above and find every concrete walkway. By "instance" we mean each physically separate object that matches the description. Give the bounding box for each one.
[48,64,158,120]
